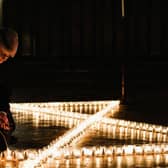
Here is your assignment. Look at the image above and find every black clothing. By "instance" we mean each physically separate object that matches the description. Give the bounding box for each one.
[0,83,15,132]
[0,61,16,151]
[0,130,7,151]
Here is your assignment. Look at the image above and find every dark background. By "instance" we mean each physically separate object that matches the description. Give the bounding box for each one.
[1,0,168,105]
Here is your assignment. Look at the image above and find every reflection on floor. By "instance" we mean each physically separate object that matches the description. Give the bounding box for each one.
[1,100,168,167]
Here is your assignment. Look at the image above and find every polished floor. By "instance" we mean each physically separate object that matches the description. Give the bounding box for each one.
[2,61,168,167]
[1,101,167,168]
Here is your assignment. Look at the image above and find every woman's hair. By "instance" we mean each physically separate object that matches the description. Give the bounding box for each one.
[0,27,18,51]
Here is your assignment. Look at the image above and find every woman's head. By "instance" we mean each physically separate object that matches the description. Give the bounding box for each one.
[0,27,18,63]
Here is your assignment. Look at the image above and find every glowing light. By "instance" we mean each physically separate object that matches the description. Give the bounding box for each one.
[14,100,119,167]
[0,99,166,167]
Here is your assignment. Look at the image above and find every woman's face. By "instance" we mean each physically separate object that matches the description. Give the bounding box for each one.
[0,43,18,64]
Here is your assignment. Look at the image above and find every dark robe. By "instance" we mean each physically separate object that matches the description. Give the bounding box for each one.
[0,60,16,151]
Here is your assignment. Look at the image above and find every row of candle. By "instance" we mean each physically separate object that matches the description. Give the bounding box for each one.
[1,144,168,163]
[11,103,168,136]
[10,100,112,114]
[10,101,168,145]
